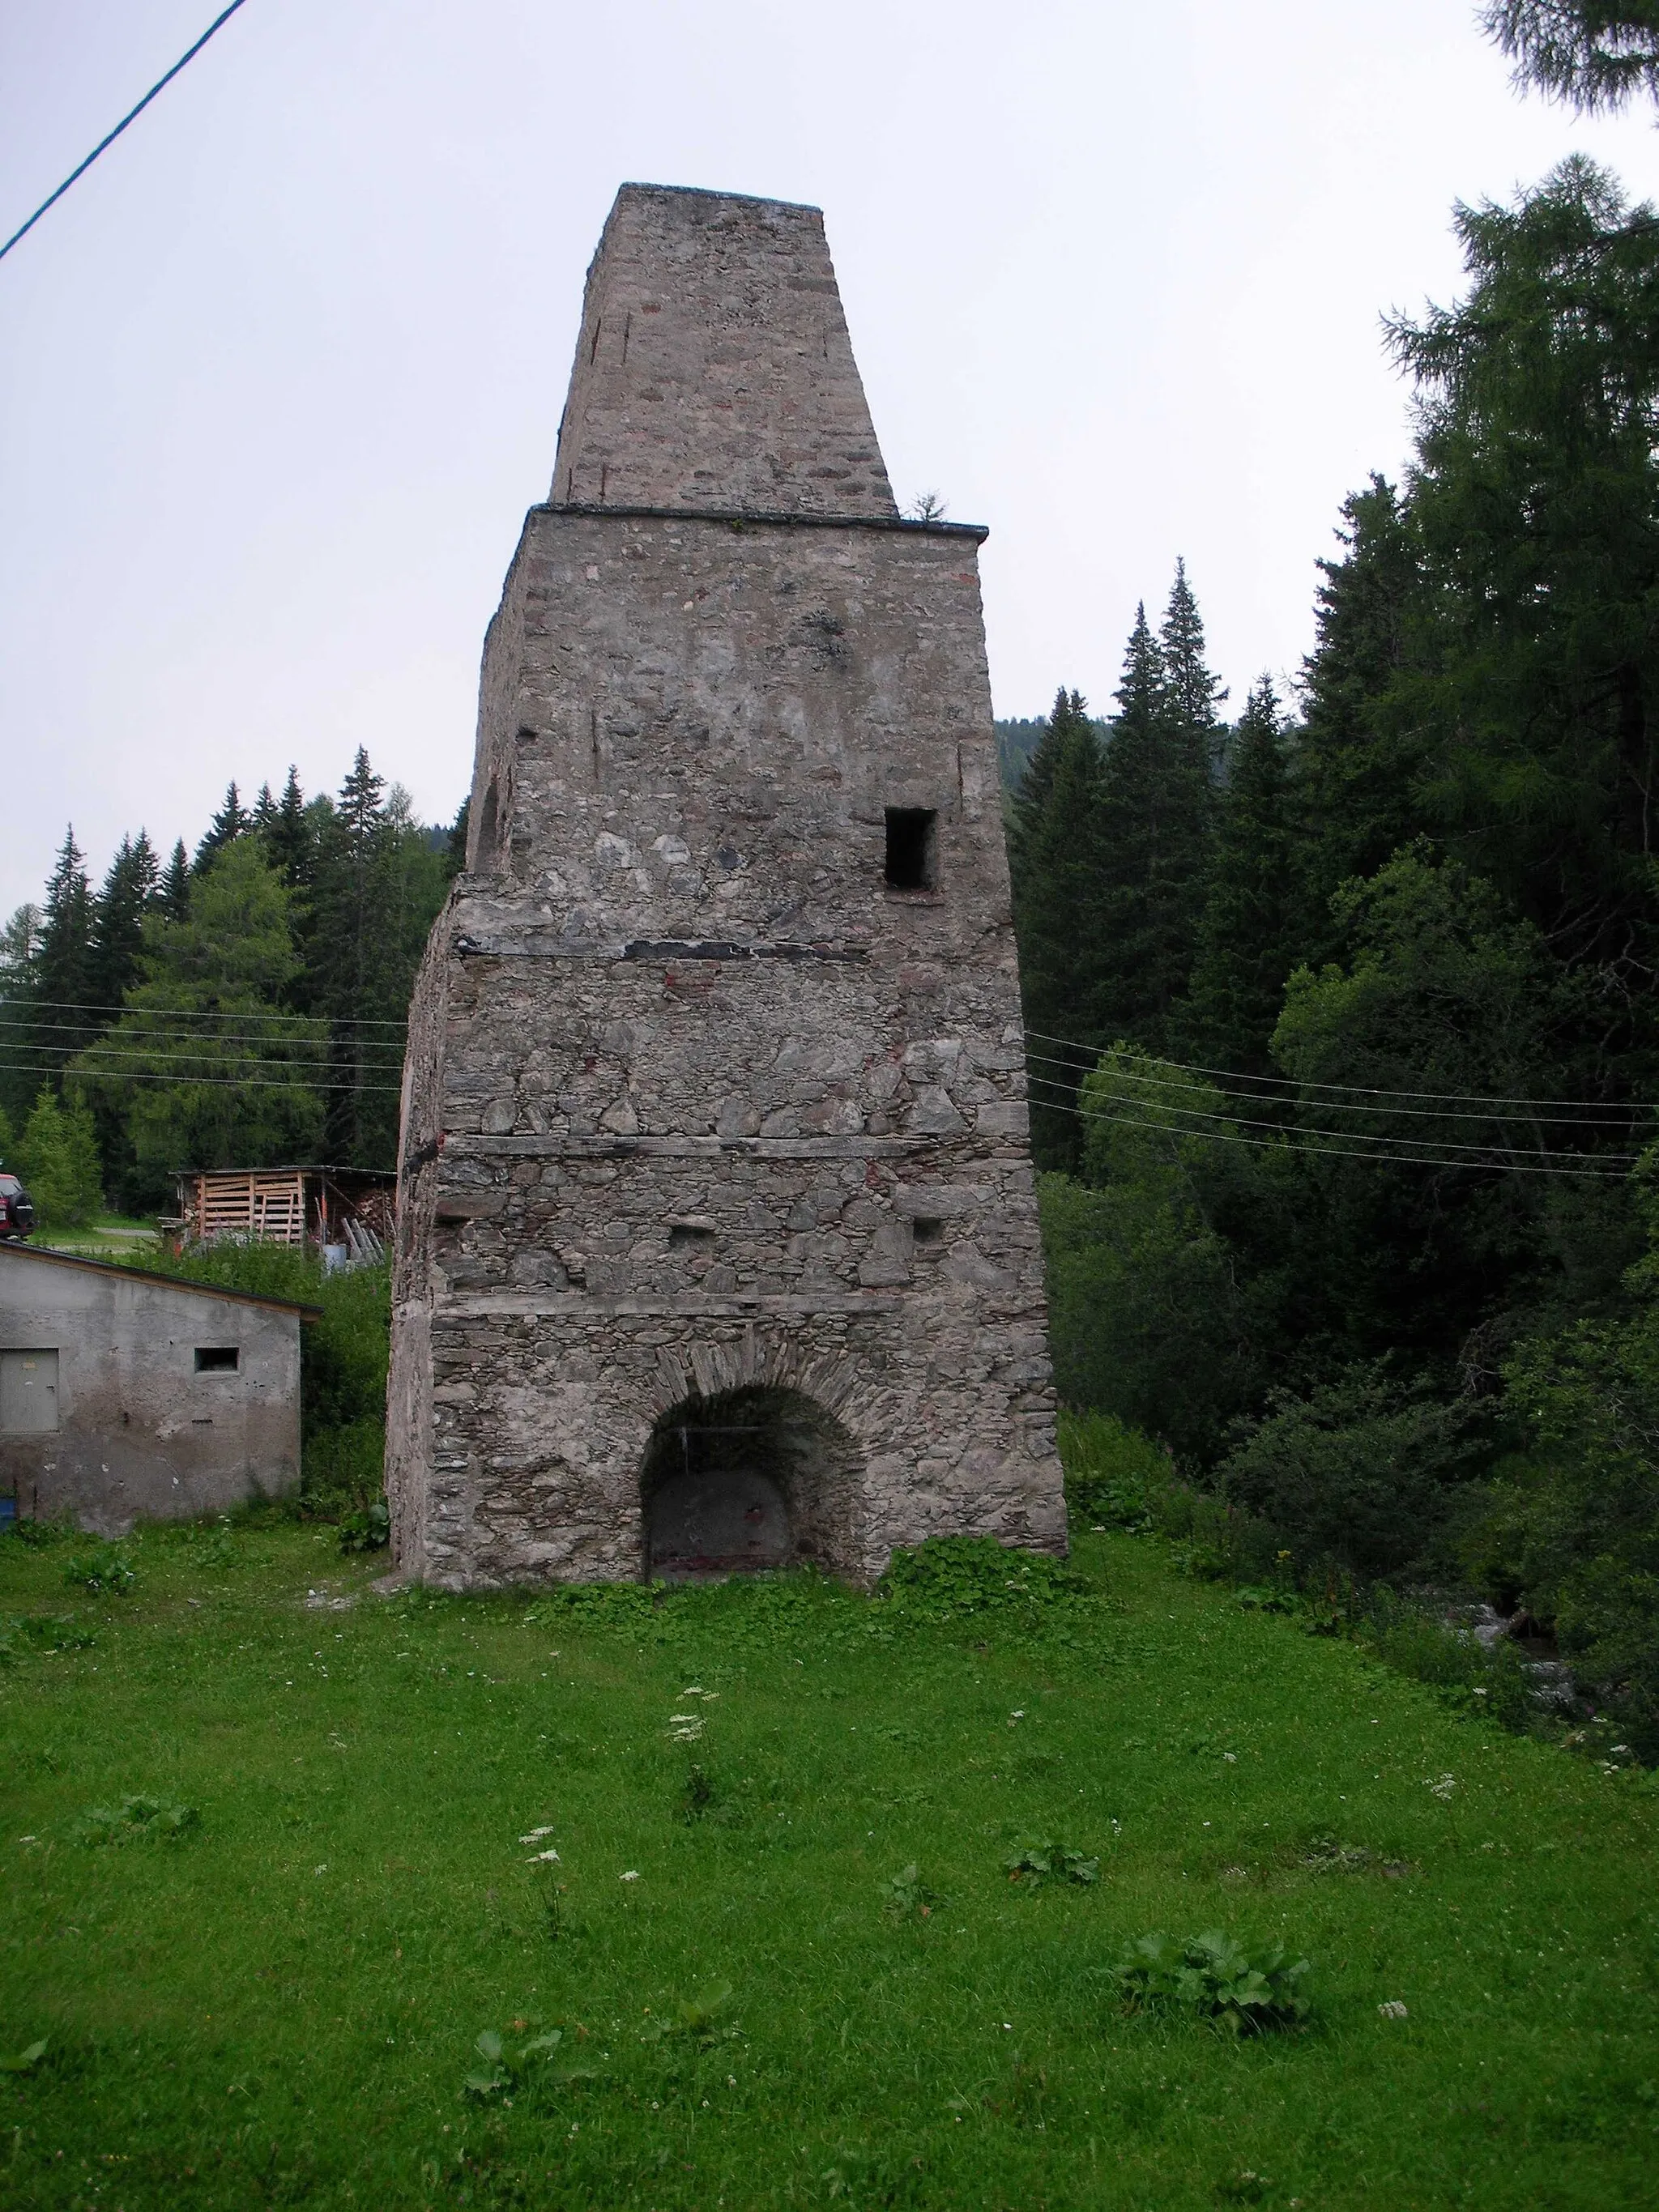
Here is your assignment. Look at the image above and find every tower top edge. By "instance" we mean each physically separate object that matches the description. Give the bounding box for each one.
[610,181,826,219]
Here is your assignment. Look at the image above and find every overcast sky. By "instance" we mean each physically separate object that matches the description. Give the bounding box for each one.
[5,0,1659,918]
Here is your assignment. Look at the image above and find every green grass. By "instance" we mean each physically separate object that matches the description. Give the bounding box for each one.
[2,1524,1657,2210]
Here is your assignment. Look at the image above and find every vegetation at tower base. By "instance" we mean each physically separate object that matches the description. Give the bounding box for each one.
[1009,151,1659,1746]
[0,749,461,1208]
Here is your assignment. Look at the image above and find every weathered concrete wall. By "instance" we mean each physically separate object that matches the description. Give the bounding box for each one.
[0,1251,304,1536]
[388,184,1065,1588]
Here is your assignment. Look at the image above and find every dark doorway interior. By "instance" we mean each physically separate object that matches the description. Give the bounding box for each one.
[640,1384,861,1581]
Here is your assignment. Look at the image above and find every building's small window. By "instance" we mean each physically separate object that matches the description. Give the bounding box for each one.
[913,1217,945,1246]
[885,808,937,891]
[194,1347,239,1373]
[668,1222,716,1252]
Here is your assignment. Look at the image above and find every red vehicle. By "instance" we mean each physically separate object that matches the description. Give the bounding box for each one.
[0,1172,36,1240]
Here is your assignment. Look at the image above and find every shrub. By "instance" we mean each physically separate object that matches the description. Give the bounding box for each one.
[15,1089,103,1228]
[1004,1839,1100,1886]
[1497,1311,1659,1759]
[1361,1588,1543,1735]
[875,1536,1086,1624]
[1108,1929,1312,2035]
[1059,1409,1169,1531]
[62,1546,134,1596]
[1213,1362,1489,1579]
[76,1796,198,1844]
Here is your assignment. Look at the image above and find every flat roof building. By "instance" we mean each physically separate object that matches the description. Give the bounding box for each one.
[0,1245,319,1537]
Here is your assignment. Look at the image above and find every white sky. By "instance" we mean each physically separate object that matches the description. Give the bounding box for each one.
[5,0,1659,917]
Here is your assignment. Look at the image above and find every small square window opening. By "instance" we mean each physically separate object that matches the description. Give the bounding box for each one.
[885,808,937,891]
[194,1346,240,1373]
[913,1217,945,1247]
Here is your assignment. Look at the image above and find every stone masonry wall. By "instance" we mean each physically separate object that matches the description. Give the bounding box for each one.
[552,185,896,517]
[387,185,1065,1588]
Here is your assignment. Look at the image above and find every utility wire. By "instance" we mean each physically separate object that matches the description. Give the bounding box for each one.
[0,1047,404,1081]
[1025,1068,1638,1162]
[1022,1044,1640,1134]
[0,1017,405,1068]
[6,995,406,1029]
[0,1059,401,1097]
[0,1,253,266]
[1029,1080,1633,1178]
[1021,1026,1655,1116]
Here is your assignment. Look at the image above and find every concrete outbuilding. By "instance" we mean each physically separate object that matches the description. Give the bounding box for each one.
[0,1245,319,1536]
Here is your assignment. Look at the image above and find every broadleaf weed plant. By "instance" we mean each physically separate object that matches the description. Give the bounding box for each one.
[1108,1929,1312,2035]
[62,1545,135,1596]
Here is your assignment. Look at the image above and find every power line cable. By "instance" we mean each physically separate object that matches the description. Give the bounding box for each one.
[1022,1026,1655,1115]
[0,1,253,266]
[1028,1080,1633,1178]
[1021,1044,1641,1133]
[0,1060,401,1097]
[4,996,407,1029]
[0,1017,405,1068]
[1026,1068,1638,1162]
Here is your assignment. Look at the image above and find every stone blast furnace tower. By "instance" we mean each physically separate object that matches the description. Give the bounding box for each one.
[387,183,1066,1588]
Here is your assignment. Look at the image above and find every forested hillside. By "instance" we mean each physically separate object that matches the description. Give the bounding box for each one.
[1012,143,1659,1756]
[0,755,461,1213]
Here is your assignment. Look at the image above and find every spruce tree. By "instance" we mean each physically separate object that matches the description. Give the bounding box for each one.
[310,749,390,1162]
[89,833,160,1012]
[32,828,96,1087]
[1183,676,1297,1073]
[1158,557,1228,780]
[1008,688,1111,1168]
[1092,599,1214,1051]
[1294,475,1424,940]
[157,840,192,922]
[0,904,45,1127]
[194,782,250,873]
[262,765,313,889]
[70,840,326,1199]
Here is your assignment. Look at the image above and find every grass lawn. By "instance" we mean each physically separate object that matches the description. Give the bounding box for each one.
[2,1522,1657,2210]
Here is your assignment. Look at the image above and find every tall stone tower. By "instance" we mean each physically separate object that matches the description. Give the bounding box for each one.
[387,184,1066,1588]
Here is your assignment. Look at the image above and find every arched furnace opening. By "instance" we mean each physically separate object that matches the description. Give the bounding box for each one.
[640,1385,862,1582]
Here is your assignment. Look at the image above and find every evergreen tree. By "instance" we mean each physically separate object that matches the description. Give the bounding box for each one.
[1385,159,1659,1008]
[250,782,279,834]
[71,840,326,1200]
[15,1087,103,1227]
[1158,557,1228,779]
[0,903,45,1127]
[299,752,447,1167]
[262,765,313,889]
[194,782,250,873]
[30,827,96,1090]
[157,840,192,922]
[89,833,160,1012]
[1483,2,1659,111]
[446,795,471,873]
[1092,599,1214,1051]
[1293,475,1426,940]
[1007,688,1111,1168]
[1183,676,1298,1073]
